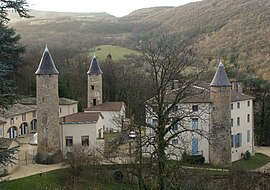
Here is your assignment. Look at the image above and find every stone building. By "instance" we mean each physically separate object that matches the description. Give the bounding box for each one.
[35,46,61,164]
[87,56,103,108]
[209,61,232,167]
[85,56,128,132]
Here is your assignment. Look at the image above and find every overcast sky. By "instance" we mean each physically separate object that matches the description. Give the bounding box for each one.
[27,0,201,17]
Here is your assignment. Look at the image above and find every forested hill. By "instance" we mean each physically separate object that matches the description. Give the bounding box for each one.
[10,0,270,80]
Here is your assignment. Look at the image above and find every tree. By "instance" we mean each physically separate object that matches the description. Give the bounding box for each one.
[0,0,29,183]
[0,24,25,108]
[0,0,30,108]
[0,0,31,22]
[132,32,207,189]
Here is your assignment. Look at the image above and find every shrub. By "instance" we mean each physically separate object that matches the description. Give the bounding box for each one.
[243,150,251,160]
[185,155,205,165]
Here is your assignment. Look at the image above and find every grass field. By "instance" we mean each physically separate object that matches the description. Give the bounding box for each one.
[3,153,270,189]
[3,169,135,190]
[231,153,270,170]
[89,45,139,61]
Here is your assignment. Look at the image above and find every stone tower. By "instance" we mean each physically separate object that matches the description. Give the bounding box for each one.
[87,56,103,107]
[209,60,232,167]
[35,46,61,164]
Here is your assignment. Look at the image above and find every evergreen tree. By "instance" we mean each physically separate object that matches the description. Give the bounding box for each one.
[0,0,30,171]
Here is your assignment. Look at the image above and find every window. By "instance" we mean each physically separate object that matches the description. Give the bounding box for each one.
[192,138,198,155]
[237,117,240,126]
[81,136,89,146]
[73,107,75,113]
[10,118,14,125]
[247,130,250,143]
[192,118,198,130]
[231,135,235,147]
[247,114,250,123]
[231,118,233,127]
[173,105,178,112]
[22,113,26,121]
[98,129,102,138]
[247,101,250,107]
[32,111,36,118]
[65,136,73,146]
[231,103,233,110]
[93,99,97,106]
[152,119,158,127]
[235,133,242,148]
[172,139,178,145]
[172,123,178,131]
[192,105,198,112]
[59,108,62,113]
[91,85,94,90]
[237,102,240,109]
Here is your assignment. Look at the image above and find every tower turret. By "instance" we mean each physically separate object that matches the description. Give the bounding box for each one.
[209,60,231,167]
[87,56,103,107]
[35,46,61,164]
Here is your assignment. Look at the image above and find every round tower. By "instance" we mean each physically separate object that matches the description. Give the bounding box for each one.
[209,60,231,167]
[87,56,103,108]
[35,46,61,164]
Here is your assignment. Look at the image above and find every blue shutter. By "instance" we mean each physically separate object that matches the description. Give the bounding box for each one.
[192,118,198,130]
[192,138,198,155]
[247,130,250,143]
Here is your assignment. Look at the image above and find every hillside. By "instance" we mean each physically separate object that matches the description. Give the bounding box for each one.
[9,0,270,80]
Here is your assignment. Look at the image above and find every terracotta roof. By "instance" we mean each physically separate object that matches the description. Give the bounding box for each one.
[60,112,102,124]
[87,56,103,75]
[19,97,78,105]
[0,138,16,149]
[0,104,36,118]
[84,102,124,112]
[210,61,231,87]
[35,46,59,75]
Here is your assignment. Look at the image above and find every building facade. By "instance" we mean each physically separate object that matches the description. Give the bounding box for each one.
[146,62,254,165]
[60,112,104,156]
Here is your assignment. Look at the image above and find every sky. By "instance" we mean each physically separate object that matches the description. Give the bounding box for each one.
[26,0,200,17]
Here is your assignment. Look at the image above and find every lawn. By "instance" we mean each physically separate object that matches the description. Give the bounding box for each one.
[166,153,270,171]
[89,45,140,61]
[2,169,135,190]
[231,153,270,170]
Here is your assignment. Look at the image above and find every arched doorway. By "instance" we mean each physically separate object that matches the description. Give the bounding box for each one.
[19,122,28,136]
[30,119,37,132]
[7,126,17,138]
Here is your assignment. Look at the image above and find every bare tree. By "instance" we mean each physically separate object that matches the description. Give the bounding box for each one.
[131,31,208,189]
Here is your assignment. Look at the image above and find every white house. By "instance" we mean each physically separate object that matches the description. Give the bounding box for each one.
[84,102,126,132]
[146,63,254,164]
[60,112,104,156]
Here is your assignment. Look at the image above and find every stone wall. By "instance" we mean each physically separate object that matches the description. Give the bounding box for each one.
[36,75,61,164]
[209,86,231,167]
[88,74,102,107]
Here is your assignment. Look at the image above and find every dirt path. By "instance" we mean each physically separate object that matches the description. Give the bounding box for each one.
[3,163,67,181]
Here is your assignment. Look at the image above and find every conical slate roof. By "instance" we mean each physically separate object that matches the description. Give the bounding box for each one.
[210,61,231,87]
[87,56,103,75]
[35,46,59,75]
